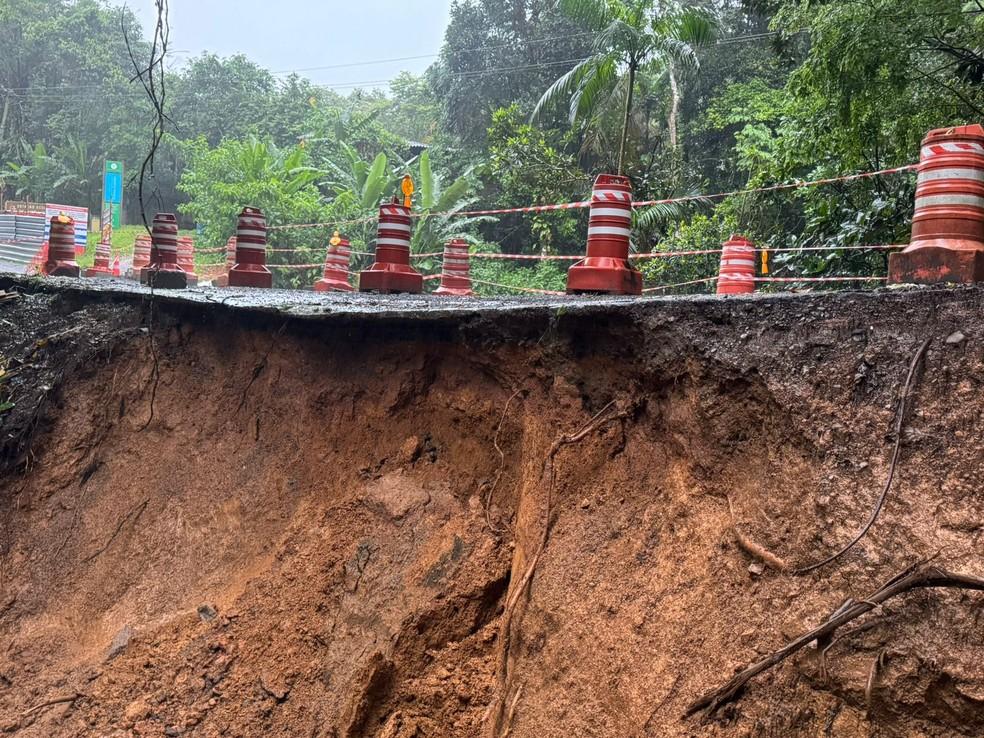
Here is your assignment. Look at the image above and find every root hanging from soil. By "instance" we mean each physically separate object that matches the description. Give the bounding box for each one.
[237,321,288,413]
[21,693,80,718]
[137,303,160,433]
[726,494,789,572]
[865,648,889,717]
[794,338,931,574]
[486,400,632,738]
[484,389,525,536]
[685,561,984,717]
[83,499,149,564]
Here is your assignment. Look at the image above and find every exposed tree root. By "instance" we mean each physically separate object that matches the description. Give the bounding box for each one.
[685,561,984,717]
[500,682,524,738]
[726,494,789,572]
[83,499,149,564]
[21,692,81,718]
[137,313,160,433]
[794,338,931,574]
[486,400,632,738]
[484,389,525,536]
[865,648,888,718]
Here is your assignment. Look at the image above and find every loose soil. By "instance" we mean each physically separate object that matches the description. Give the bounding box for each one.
[1,277,983,737]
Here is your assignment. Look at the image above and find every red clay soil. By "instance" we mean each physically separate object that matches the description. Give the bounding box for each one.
[1,282,983,737]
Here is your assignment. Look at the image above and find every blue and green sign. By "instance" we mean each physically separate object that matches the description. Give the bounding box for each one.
[102,160,123,229]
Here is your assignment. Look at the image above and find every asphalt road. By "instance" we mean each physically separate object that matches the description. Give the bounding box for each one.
[0,270,943,324]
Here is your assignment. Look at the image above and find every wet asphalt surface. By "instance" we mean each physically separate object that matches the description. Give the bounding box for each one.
[1,272,698,320]
[0,270,961,326]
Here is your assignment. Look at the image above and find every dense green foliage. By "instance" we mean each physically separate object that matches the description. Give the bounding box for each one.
[2,0,983,291]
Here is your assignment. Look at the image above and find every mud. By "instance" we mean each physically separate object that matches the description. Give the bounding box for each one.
[0,276,983,737]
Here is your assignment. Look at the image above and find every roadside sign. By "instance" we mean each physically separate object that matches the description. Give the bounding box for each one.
[103,161,123,229]
[103,161,123,204]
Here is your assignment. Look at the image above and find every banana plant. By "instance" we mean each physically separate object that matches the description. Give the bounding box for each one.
[321,141,396,209]
[410,150,494,257]
[319,146,491,270]
[49,136,101,208]
[2,142,58,203]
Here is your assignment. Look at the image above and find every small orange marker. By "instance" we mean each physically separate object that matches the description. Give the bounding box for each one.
[401,175,415,209]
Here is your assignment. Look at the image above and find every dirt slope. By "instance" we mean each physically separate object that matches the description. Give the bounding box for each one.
[1,279,983,737]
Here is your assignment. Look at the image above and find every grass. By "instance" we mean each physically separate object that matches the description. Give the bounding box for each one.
[80,225,196,269]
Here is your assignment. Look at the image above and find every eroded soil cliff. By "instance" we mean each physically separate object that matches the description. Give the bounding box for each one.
[1,279,982,737]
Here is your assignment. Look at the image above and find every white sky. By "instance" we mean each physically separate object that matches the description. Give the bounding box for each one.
[132,0,454,90]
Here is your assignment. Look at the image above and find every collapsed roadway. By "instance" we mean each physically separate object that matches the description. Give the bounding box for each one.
[0,271,983,737]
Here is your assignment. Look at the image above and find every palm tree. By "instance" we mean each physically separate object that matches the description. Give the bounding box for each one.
[532,0,716,174]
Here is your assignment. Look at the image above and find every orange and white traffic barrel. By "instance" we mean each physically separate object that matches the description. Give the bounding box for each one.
[214,236,237,287]
[566,174,643,294]
[434,239,473,296]
[85,240,113,278]
[890,124,984,283]
[314,233,354,292]
[228,207,273,288]
[130,234,151,281]
[43,214,81,278]
[358,198,423,293]
[717,235,757,295]
[177,236,198,286]
[145,212,188,289]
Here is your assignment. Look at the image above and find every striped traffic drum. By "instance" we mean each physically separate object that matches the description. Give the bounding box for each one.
[314,234,354,292]
[146,212,188,289]
[131,234,151,281]
[44,214,81,278]
[177,236,198,286]
[229,207,273,288]
[890,124,984,284]
[226,237,237,270]
[85,240,113,278]
[214,236,237,288]
[434,239,473,296]
[567,174,643,294]
[912,126,984,246]
[359,198,423,293]
[717,235,757,295]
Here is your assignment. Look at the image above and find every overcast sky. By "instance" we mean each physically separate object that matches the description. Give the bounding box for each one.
[132,0,454,90]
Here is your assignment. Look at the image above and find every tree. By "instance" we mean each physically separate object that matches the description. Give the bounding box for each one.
[432,0,593,147]
[176,136,326,248]
[485,104,588,254]
[705,0,979,273]
[380,72,440,144]
[48,135,101,207]
[2,142,58,203]
[319,145,488,263]
[532,0,716,173]
[168,55,278,147]
[0,0,153,210]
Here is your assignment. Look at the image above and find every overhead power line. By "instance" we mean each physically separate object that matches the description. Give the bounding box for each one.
[1,28,801,98]
[269,30,600,75]
[4,57,594,103]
